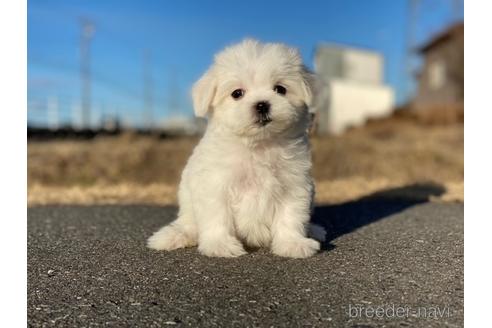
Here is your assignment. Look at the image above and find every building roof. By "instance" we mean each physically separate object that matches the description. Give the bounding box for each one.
[417,22,464,54]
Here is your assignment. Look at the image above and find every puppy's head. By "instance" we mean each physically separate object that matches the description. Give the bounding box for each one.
[192,39,314,139]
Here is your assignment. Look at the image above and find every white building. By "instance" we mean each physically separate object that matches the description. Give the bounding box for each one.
[313,44,395,135]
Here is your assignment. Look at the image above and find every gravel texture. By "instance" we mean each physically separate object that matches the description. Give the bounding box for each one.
[28,200,463,327]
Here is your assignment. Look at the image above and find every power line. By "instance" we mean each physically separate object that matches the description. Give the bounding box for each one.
[28,57,166,105]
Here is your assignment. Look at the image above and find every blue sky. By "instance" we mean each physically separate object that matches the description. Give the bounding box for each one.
[28,0,463,127]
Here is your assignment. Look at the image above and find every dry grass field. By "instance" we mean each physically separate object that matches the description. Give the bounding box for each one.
[28,115,463,206]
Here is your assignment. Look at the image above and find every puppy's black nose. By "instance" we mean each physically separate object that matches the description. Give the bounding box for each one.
[255,101,270,115]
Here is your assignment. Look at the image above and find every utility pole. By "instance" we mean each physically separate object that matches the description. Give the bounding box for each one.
[168,67,180,117]
[452,0,463,22]
[71,101,83,130]
[80,18,95,129]
[403,0,419,103]
[47,96,59,130]
[143,49,154,130]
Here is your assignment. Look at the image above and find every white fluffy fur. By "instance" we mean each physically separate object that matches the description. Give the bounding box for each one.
[147,39,325,258]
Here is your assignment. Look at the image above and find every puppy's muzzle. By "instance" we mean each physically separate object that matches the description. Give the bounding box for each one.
[254,101,272,126]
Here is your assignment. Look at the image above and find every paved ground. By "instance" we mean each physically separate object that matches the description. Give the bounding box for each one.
[28,199,463,327]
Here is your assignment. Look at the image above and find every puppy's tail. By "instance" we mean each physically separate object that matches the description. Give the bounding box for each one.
[308,223,326,242]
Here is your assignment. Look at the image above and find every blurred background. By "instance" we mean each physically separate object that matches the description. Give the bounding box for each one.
[27,0,464,205]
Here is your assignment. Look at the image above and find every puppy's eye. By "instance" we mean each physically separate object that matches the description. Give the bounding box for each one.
[231,89,245,99]
[274,85,287,95]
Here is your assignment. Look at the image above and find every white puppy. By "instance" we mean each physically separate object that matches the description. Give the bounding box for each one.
[147,39,325,258]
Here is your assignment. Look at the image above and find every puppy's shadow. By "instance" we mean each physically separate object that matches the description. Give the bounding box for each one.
[311,183,446,251]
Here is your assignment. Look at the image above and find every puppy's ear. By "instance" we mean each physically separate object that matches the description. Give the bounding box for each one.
[300,66,316,107]
[192,68,217,117]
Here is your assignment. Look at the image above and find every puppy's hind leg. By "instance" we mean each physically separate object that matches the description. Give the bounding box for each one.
[147,214,198,251]
[147,190,198,251]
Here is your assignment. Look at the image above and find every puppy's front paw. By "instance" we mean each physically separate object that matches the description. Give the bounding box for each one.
[272,237,320,258]
[198,236,247,258]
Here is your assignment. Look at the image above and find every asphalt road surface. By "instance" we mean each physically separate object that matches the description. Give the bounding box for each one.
[28,196,463,327]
